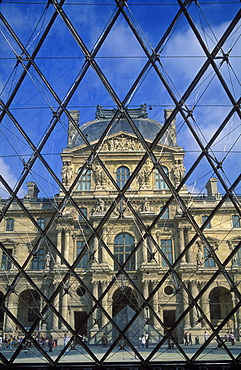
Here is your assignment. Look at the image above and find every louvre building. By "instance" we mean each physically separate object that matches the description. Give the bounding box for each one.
[0,105,240,360]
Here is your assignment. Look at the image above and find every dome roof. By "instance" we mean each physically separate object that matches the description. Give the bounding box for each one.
[68,105,175,149]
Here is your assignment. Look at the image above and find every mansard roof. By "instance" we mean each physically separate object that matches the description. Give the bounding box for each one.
[68,105,177,149]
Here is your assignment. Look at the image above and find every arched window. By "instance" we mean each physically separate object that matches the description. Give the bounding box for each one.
[116,166,130,189]
[37,218,45,230]
[114,233,135,271]
[77,168,91,191]
[156,167,168,190]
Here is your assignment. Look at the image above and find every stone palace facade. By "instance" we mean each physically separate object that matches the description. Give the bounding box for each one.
[0,105,240,344]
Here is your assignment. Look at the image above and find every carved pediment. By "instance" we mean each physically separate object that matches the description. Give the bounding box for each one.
[1,238,19,246]
[101,133,144,152]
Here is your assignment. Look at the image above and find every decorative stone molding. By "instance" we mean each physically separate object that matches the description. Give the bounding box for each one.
[101,135,144,152]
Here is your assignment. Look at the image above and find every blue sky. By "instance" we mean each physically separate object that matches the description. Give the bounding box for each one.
[0,0,240,199]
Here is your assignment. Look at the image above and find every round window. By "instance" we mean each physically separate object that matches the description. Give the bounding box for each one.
[76,287,86,296]
[164,286,174,295]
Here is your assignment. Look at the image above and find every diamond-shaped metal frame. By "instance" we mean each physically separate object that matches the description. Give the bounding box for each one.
[0,0,241,368]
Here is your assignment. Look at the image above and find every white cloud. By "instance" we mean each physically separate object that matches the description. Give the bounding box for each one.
[0,158,25,199]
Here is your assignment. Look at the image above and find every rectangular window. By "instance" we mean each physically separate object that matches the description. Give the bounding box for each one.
[32,248,44,270]
[232,215,240,228]
[204,246,215,267]
[6,218,14,231]
[77,169,91,191]
[76,241,88,269]
[161,239,173,267]
[156,167,168,190]
[160,207,169,219]
[237,251,241,266]
[1,249,12,271]
[202,216,211,229]
[79,208,87,221]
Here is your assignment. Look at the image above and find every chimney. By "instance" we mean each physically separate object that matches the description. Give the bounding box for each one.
[206,178,220,198]
[25,182,39,199]
[68,110,80,146]
[164,109,177,146]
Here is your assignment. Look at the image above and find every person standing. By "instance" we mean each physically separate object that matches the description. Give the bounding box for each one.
[184,332,189,346]
[145,332,149,349]
[101,332,108,347]
[63,333,70,352]
[204,331,208,342]
[48,335,53,352]
[188,333,192,345]
[230,332,235,345]
[141,334,146,348]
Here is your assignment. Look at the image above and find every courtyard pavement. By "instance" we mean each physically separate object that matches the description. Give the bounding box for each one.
[0,342,240,365]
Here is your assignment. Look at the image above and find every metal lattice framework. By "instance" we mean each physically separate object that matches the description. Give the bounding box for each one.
[0,0,241,368]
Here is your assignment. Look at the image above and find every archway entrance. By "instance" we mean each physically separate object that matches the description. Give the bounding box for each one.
[112,287,138,343]
[112,287,138,318]
[17,289,40,328]
[209,287,233,327]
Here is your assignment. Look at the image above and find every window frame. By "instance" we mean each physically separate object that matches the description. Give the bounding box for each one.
[77,168,91,191]
[32,248,45,270]
[79,207,87,221]
[37,218,45,230]
[161,239,173,267]
[1,249,12,271]
[156,166,168,190]
[232,215,240,228]
[114,233,135,271]
[202,215,211,229]
[6,218,14,231]
[160,207,169,219]
[116,166,130,189]
[204,246,216,268]
[76,240,89,269]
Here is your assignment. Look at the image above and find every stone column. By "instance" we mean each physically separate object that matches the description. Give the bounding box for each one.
[92,236,99,262]
[52,294,59,330]
[142,234,148,264]
[190,280,201,328]
[186,226,195,265]
[178,226,186,265]
[4,293,14,332]
[61,292,69,328]
[143,280,150,322]
[56,228,62,265]
[68,231,74,265]
[92,281,99,327]
[101,227,109,265]
[231,291,240,336]
[64,228,70,263]
[199,283,210,324]
[182,284,191,329]
[101,281,109,327]
[152,280,160,328]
